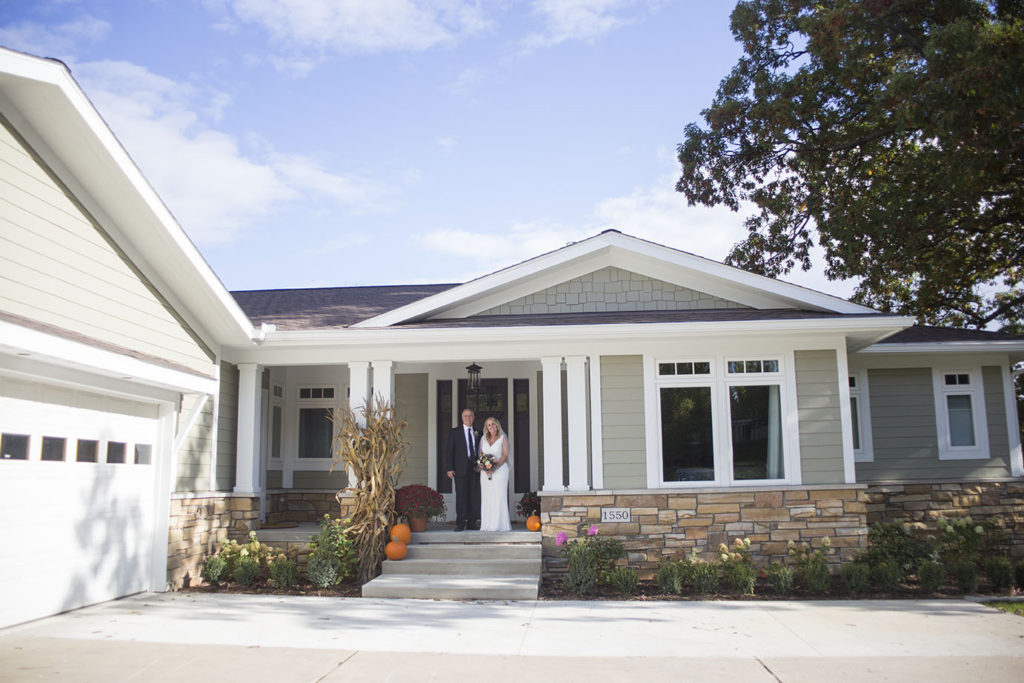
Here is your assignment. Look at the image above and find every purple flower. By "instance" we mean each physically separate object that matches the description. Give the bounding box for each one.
[587,525,599,536]
[556,532,568,546]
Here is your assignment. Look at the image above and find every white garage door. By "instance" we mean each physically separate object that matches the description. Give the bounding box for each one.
[0,376,161,628]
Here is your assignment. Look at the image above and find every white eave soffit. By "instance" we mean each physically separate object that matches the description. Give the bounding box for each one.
[353,231,875,328]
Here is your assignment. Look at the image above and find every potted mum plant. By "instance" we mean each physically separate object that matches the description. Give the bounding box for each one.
[394,484,445,532]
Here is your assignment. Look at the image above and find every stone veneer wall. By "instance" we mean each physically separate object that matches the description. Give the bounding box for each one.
[265,490,356,524]
[866,480,1024,559]
[541,487,868,578]
[167,494,259,589]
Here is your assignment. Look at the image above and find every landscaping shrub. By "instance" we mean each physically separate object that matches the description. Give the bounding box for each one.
[307,548,340,589]
[1014,559,1024,590]
[936,516,1002,567]
[789,539,832,593]
[860,521,927,579]
[608,566,639,595]
[201,554,226,585]
[656,557,689,595]
[691,560,719,595]
[984,556,1013,592]
[952,559,978,594]
[917,560,946,594]
[557,526,626,596]
[765,562,794,595]
[840,562,870,595]
[307,515,358,583]
[871,562,901,592]
[217,531,276,579]
[720,538,757,595]
[269,553,297,589]
[232,555,260,586]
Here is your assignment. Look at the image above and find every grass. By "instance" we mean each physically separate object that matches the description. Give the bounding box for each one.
[986,601,1024,617]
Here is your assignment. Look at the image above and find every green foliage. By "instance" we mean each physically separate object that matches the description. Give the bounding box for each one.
[217,532,276,579]
[558,527,626,596]
[608,566,639,595]
[677,0,1024,331]
[201,554,226,585]
[871,562,902,592]
[232,556,260,586]
[691,561,720,595]
[861,521,928,579]
[656,557,690,596]
[269,554,297,589]
[841,562,870,595]
[766,562,794,596]
[789,539,832,593]
[306,549,340,589]
[953,558,979,593]
[984,556,1013,592]
[307,515,358,583]
[936,516,1002,566]
[394,484,445,521]
[1015,559,1024,590]
[918,560,947,594]
[719,538,757,595]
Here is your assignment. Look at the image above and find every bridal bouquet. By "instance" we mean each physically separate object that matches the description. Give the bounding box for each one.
[477,454,495,479]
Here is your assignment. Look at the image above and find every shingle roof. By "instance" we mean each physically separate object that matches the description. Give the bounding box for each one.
[231,284,458,330]
[878,325,1024,344]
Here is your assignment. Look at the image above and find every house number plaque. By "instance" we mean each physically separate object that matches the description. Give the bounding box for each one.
[600,508,631,523]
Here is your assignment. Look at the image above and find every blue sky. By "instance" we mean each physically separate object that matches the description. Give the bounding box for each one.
[0,1,855,298]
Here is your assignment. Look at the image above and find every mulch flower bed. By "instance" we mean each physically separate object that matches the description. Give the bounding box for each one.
[184,579,362,598]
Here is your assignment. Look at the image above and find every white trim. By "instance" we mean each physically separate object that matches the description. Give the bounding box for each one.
[234,363,262,494]
[151,402,175,591]
[589,353,604,490]
[541,356,564,492]
[643,355,661,488]
[1001,365,1023,478]
[932,367,990,460]
[173,393,209,455]
[835,348,859,479]
[847,369,874,464]
[860,341,1024,356]
[565,355,588,491]
[371,360,395,406]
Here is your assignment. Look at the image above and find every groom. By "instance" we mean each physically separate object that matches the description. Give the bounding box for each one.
[445,408,480,531]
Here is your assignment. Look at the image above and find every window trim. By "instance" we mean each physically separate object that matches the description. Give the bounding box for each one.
[932,367,989,460]
[849,370,874,463]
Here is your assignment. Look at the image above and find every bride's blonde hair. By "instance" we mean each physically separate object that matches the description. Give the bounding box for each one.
[483,417,504,441]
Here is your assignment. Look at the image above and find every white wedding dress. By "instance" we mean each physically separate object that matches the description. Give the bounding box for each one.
[479,434,511,532]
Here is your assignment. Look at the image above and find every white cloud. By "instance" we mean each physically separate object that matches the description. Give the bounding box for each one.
[436,136,458,152]
[208,0,491,72]
[73,60,392,245]
[522,0,662,51]
[0,16,110,58]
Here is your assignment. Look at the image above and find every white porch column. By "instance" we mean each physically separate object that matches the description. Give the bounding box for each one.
[541,356,565,492]
[371,360,395,407]
[565,355,590,491]
[234,363,262,494]
[348,361,371,425]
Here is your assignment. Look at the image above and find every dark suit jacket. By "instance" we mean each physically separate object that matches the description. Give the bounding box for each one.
[446,425,479,476]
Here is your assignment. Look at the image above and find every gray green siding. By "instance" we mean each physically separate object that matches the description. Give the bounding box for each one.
[794,350,845,485]
[214,362,238,491]
[174,393,214,492]
[855,366,1012,482]
[0,116,216,378]
[600,355,646,488]
[292,470,348,489]
[396,373,428,488]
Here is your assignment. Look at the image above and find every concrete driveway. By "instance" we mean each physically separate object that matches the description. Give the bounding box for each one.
[2,593,1022,681]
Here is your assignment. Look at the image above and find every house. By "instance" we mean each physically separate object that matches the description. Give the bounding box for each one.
[1,48,1021,627]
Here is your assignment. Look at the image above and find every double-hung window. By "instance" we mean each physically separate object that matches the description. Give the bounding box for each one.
[297,386,336,459]
[932,369,989,460]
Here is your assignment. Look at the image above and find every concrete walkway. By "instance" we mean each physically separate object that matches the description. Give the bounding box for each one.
[2,593,1023,681]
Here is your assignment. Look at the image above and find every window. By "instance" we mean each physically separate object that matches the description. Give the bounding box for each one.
[106,441,126,464]
[271,405,283,459]
[933,368,989,460]
[298,408,333,458]
[1,433,29,460]
[41,436,66,461]
[848,371,873,462]
[76,439,98,463]
[298,386,334,400]
[134,444,152,465]
[655,357,788,485]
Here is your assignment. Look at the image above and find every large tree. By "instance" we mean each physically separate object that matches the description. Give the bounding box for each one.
[677,0,1024,332]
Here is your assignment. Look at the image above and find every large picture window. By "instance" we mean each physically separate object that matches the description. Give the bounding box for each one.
[655,357,788,485]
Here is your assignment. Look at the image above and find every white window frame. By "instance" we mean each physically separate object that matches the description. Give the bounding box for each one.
[849,370,873,462]
[932,367,989,460]
[295,385,338,464]
[652,356,795,487]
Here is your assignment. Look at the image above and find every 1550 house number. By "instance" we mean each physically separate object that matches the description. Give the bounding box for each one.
[600,508,631,523]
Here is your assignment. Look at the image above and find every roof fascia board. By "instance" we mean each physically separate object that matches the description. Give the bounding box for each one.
[858,341,1024,361]
[0,49,255,348]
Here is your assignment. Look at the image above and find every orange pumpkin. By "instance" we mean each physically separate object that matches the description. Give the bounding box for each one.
[385,540,408,561]
[391,523,412,544]
[526,514,542,532]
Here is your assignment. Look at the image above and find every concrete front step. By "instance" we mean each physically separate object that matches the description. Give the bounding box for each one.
[411,529,540,544]
[406,543,540,560]
[382,557,541,576]
[361,575,539,600]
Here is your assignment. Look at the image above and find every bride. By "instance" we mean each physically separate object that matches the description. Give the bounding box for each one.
[478,417,511,532]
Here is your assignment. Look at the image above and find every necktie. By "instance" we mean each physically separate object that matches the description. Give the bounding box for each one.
[466,428,473,458]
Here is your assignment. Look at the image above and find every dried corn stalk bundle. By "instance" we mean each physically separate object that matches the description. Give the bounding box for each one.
[330,396,408,583]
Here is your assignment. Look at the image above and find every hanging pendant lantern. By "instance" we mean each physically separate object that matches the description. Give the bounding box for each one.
[466,362,482,394]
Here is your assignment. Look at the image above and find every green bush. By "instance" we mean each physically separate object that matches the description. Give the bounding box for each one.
[861,521,927,578]
[936,516,1003,566]
[841,562,870,595]
[608,566,639,595]
[307,548,340,589]
[269,553,297,589]
[558,527,626,596]
[307,515,358,583]
[917,560,946,594]
[217,531,277,580]
[952,558,978,593]
[789,539,832,593]
[984,556,1013,592]
[766,563,794,595]
[656,558,689,595]
[201,554,226,585]
[691,561,719,595]
[564,554,597,596]
[719,538,757,595]
[1014,559,1024,590]
[233,556,260,586]
[871,562,901,592]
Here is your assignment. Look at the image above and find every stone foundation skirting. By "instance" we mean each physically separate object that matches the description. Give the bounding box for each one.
[167,494,259,589]
[866,480,1024,559]
[541,486,868,579]
[265,489,355,524]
